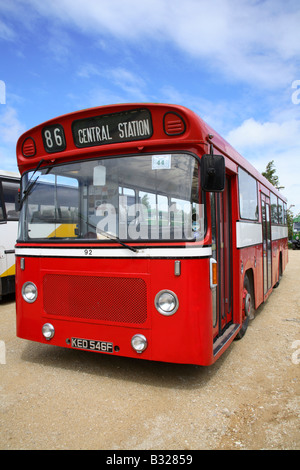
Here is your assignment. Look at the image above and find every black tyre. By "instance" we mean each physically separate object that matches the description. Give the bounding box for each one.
[235,274,254,340]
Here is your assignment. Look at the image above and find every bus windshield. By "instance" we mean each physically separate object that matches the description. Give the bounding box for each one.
[18,153,202,242]
[293,222,300,232]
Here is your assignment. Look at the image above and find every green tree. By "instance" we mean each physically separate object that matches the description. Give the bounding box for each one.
[262,160,284,190]
[287,207,294,240]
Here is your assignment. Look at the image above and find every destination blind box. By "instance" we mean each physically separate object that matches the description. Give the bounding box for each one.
[72,108,153,148]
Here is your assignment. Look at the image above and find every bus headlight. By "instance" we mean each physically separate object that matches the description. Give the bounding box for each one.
[42,323,55,340]
[22,282,38,303]
[155,290,179,316]
[131,334,148,353]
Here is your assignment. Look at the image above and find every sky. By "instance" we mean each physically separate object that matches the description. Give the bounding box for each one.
[1,0,300,215]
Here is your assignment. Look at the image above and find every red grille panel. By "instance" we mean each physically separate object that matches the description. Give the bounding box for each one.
[43,274,147,324]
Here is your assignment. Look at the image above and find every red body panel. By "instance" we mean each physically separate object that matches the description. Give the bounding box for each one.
[16,254,215,365]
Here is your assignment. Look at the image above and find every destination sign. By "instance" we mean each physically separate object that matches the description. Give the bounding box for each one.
[72,108,153,148]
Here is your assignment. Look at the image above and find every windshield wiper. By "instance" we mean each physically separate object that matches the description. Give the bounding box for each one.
[81,217,139,253]
[19,159,46,209]
[97,227,139,253]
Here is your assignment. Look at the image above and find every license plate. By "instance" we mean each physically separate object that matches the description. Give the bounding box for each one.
[71,337,113,353]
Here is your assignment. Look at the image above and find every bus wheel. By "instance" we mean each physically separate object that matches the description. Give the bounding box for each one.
[235,274,253,340]
[274,258,282,288]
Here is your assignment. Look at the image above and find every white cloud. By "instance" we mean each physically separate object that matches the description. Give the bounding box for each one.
[226,118,300,150]
[0,106,25,172]
[74,65,148,105]
[108,68,147,98]
[7,0,300,89]
[225,116,300,213]
[77,63,102,79]
[0,18,15,41]
[0,106,26,144]
[0,145,19,172]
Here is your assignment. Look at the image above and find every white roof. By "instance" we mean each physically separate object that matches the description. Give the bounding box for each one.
[0,170,20,179]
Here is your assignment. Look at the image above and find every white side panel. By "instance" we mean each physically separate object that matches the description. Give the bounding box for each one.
[236,221,262,248]
[0,221,18,276]
[271,225,288,241]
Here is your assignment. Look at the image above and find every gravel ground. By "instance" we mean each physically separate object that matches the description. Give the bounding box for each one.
[0,251,299,450]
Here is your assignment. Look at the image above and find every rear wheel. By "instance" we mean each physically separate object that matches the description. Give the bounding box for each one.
[274,257,282,288]
[235,274,254,340]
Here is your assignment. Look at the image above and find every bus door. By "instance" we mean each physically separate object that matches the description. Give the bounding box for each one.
[261,194,272,295]
[211,176,233,338]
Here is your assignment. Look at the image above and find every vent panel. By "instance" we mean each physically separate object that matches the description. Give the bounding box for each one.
[22,137,36,157]
[163,112,186,136]
[43,274,147,325]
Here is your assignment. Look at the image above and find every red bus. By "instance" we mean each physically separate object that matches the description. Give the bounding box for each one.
[15,104,288,365]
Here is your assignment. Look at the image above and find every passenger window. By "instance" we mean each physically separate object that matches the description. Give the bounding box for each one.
[238,168,258,220]
[278,199,284,224]
[270,193,278,224]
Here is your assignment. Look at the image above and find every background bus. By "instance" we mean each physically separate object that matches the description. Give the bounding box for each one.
[292,216,300,250]
[15,104,288,365]
[0,170,20,300]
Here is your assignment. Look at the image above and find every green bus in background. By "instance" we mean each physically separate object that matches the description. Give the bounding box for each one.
[292,216,300,250]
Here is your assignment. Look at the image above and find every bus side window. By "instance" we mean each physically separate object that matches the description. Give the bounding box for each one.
[2,180,20,220]
[270,193,278,224]
[278,199,284,224]
[0,182,4,221]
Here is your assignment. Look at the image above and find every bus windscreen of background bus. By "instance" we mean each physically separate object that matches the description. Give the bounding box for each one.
[0,171,20,300]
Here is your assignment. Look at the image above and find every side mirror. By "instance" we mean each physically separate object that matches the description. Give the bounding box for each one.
[201,154,225,192]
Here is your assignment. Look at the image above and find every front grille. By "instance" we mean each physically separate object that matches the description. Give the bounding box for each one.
[43,274,147,324]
